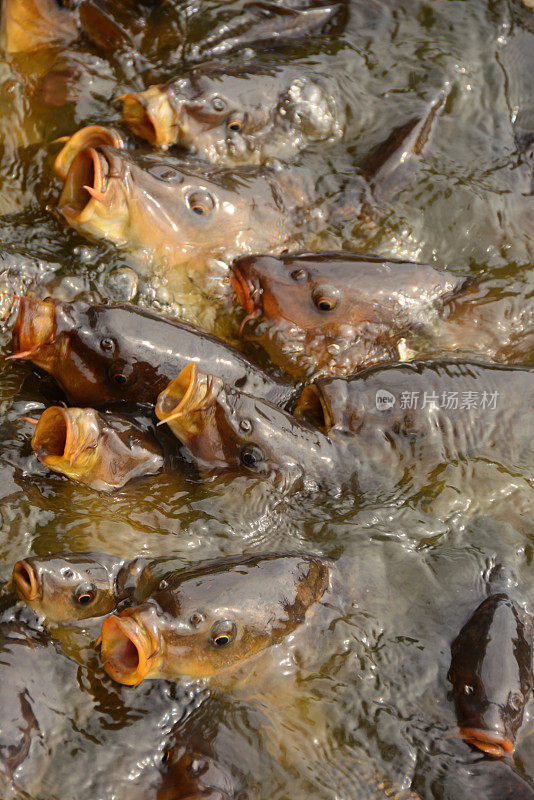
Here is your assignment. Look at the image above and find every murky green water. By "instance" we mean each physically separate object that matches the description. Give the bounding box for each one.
[2,1,534,798]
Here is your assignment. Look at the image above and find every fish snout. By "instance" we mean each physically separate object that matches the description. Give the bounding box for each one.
[121,86,178,149]
[155,362,223,439]
[99,608,160,686]
[12,559,41,603]
[459,704,517,757]
[54,125,124,182]
[229,264,262,336]
[10,296,56,361]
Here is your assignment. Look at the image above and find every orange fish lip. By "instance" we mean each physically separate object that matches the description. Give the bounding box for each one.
[155,362,221,435]
[99,612,158,686]
[53,125,124,182]
[459,726,515,757]
[12,560,41,603]
[230,267,262,336]
[10,296,56,361]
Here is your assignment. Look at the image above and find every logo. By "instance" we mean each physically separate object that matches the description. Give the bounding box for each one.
[375,389,395,410]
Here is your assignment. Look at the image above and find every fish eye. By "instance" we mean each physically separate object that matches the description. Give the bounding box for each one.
[74,582,97,605]
[186,189,215,217]
[240,445,264,470]
[227,114,245,132]
[509,692,523,712]
[210,619,237,648]
[161,748,172,765]
[100,337,115,353]
[109,363,135,387]
[211,96,226,112]
[463,684,474,696]
[290,268,308,282]
[312,285,340,312]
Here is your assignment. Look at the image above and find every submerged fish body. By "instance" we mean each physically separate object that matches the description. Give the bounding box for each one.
[29,406,164,491]
[11,551,144,622]
[231,251,468,379]
[121,62,342,164]
[98,552,330,685]
[56,138,311,311]
[0,617,91,796]
[157,360,534,495]
[448,594,534,759]
[10,296,294,408]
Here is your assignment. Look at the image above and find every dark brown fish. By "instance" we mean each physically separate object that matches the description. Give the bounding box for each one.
[120,62,341,164]
[231,251,468,379]
[448,594,533,758]
[0,0,78,54]
[189,2,345,62]
[10,296,294,408]
[12,551,145,622]
[55,135,312,314]
[157,360,534,494]
[28,406,164,491]
[98,553,330,685]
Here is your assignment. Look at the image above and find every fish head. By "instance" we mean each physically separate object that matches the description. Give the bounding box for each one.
[449,594,534,758]
[158,743,236,800]
[58,144,131,245]
[12,297,149,405]
[231,253,467,377]
[99,553,329,683]
[122,65,277,164]
[30,405,106,479]
[12,551,123,621]
[156,362,336,487]
[232,252,465,335]
[121,65,338,165]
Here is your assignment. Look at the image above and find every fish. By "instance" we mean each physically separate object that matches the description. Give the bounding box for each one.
[448,594,534,758]
[0,0,78,54]
[155,361,340,490]
[98,553,330,685]
[28,405,164,491]
[157,360,534,495]
[11,551,146,622]
[189,2,345,62]
[120,62,341,164]
[10,296,295,408]
[157,741,242,800]
[231,251,468,379]
[55,137,312,311]
[0,616,93,796]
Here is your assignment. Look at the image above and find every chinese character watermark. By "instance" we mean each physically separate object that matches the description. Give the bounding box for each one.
[376,389,499,412]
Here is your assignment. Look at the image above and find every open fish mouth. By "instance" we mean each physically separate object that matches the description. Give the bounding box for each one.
[54,125,124,182]
[59,146,110,223]
[293,384,332,432]
[31,407,74,464]
[120,86,177,149]
[10,296,55,360]
[229,265,262,336]
[155,362,222,440]
[459,726,515,757]
[12,560,40,602]
[99,611,158,686]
